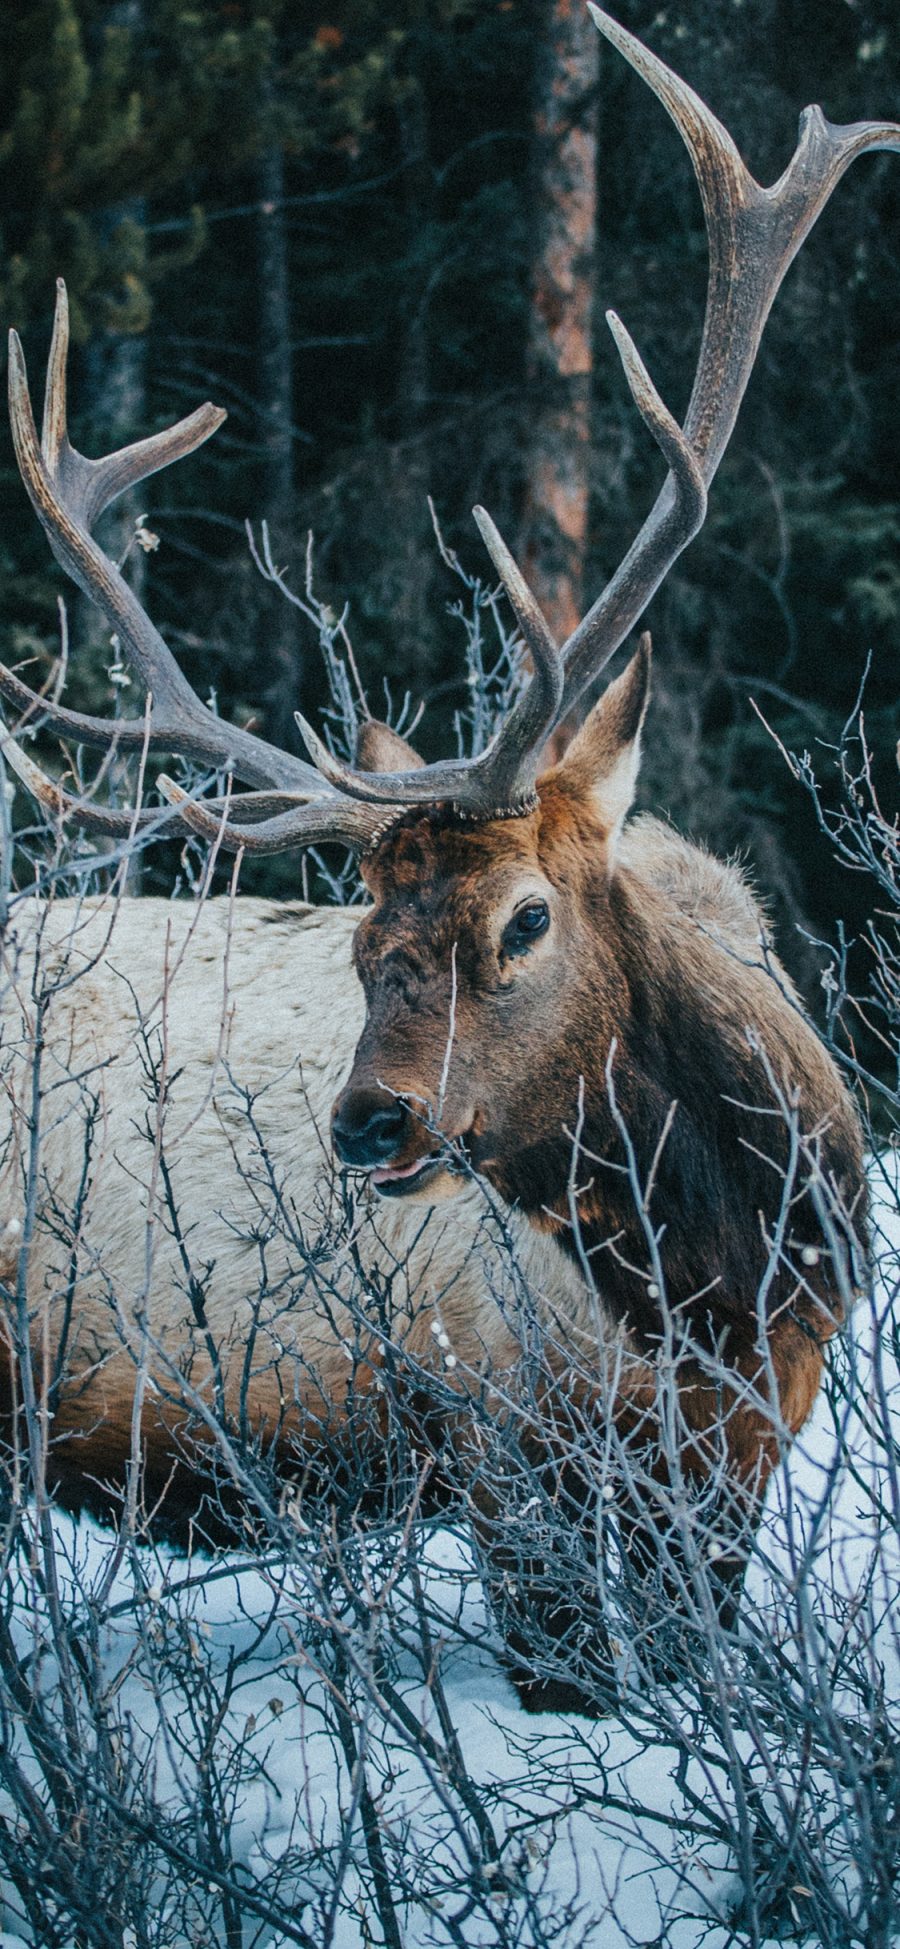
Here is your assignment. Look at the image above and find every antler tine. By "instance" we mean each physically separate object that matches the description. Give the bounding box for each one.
[288,508,564,815]
[41,282,229,533]
[8,283,333,798]
[554,5,900,721]
[157,775,391,858]
[38,280,228,537]
[469,505,564,801]
[603,313,706,529]
[0,726,327,848]
[42,277,70,473]
[0,659,188,751]
[0,732,179,840]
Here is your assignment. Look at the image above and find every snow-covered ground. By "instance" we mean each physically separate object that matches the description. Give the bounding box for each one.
[1,1183,897,1947]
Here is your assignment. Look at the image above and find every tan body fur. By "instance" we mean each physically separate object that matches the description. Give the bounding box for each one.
[0,801,860,1527]
[0,885,588,1512]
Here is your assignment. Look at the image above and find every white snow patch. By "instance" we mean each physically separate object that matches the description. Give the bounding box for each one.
[0,1178,896,1947]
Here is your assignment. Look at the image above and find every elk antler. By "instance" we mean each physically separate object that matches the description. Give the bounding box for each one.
[5,282,401,853]
[6,281,337,800]
[555,5,900,720]
[293,505,565,816]
[7,16,900,856]
[297,7,900,815]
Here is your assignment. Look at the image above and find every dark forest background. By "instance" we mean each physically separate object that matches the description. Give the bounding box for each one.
[0,0,897,1004]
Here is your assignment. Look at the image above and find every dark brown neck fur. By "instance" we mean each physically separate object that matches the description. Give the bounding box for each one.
[493,867,864,1355]
[353,780,865,1363]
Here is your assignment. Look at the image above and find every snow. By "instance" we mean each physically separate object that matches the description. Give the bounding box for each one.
[1,1186,897,1947]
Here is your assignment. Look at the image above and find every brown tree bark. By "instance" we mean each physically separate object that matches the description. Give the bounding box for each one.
[386,29,435,690]
[258,142,294,526]
[76,203,149,891]
[75,5,150,684]
[520,0,599,647]
[257,107,304,750]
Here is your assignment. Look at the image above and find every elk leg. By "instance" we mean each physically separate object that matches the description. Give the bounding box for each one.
[471,1503,619,1715]
[461,1409,620,1715]
[611,1492,758,1684]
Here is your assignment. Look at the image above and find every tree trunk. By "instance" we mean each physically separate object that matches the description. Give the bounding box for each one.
[257,116,303,750]
[75,2,151,757]
[75,207,149,890]
[258,146,294,522]
[520,0,599,648]
[388,46,435,689]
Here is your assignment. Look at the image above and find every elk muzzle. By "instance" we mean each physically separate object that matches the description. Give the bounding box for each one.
[332,1086,410,1169]
[331,1081,468,1199]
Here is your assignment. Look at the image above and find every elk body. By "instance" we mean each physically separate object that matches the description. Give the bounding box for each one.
[0,888,590,1515]
[0,11,892,1708]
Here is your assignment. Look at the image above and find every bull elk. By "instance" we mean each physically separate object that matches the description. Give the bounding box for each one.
[0,11,891,1711]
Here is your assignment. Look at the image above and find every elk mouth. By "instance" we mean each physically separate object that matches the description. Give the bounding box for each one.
[370,1155,446,1197]
[369,1135,472,1200]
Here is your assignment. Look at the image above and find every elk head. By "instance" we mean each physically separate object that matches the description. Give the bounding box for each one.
[332,641,649,1202]
[3,12,898,1219]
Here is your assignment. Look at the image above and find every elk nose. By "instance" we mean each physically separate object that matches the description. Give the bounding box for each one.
[332,1089,410,1168]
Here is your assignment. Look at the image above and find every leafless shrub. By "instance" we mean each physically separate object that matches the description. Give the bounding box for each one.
[0,556,895,1947]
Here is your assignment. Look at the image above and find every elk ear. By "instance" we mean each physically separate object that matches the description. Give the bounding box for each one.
[354,719,425,773]
[552,635,651,841]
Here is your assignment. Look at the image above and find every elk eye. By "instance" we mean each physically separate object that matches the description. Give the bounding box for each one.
[502,900,550,956]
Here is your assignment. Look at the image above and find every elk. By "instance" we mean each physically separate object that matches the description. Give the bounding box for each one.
[0,11,891,1710]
